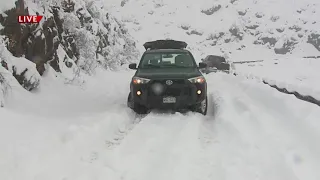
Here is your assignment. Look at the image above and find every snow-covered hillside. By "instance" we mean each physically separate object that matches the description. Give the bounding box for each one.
[107,0,320,60]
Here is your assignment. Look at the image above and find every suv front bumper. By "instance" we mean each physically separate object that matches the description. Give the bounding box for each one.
[130,79,207,110]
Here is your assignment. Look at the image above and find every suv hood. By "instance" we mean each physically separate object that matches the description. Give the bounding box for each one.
[135,68,202,79]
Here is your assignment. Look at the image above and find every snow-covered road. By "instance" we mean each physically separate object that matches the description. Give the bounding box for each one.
[1,69,320,180]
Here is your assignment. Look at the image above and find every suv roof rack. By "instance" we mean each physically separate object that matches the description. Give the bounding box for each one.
[143,40,188,50]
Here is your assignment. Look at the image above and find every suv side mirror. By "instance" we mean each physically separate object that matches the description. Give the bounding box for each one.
[198,62,207,69]
[129,63,137,69]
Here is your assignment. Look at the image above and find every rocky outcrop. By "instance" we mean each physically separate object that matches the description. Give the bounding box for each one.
[201,4,222,15]
[307,32,320,51]
[274,37,298,54]
[0,40,41,91]
[229,24,244,40]
[254,36,278,47]
[0,0,139,91]
[197,1,320,55]
[0,72,5,107]
[0,1,68,76]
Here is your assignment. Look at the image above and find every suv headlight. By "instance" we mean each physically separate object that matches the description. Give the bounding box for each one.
[132,77,151,84]
[188,76,206,83]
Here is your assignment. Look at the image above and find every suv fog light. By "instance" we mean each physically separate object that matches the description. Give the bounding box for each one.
[197,90,201,95]
[137,91,142,96]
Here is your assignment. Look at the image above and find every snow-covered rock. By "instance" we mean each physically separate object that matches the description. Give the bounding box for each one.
[0,39,41,91]
[0,68,6,107]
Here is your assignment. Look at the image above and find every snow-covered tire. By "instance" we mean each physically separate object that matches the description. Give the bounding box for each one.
[127,93,149,115]
[192,96,208,115]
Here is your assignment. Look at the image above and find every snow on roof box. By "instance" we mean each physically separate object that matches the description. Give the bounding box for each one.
[143,40,188,50]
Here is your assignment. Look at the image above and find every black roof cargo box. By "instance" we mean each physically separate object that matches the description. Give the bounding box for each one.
[143,40,187,50]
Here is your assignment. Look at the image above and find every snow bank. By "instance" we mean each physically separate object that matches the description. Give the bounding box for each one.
[231,55,320,107]
[0,69,135,180]
[234,56,320,100]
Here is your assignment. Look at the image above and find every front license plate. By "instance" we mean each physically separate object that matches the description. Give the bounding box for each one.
[163,97,176,103]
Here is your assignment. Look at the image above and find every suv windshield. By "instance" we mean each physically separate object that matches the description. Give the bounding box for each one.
[139,52,196,68]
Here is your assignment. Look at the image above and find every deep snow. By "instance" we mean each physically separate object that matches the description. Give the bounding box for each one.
[1,69,320,180]
[1,0,320,179]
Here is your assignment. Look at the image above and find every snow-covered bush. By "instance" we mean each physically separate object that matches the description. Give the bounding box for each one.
[255,12,264,18]
[0,57,13,107]
[0,39,41,91]
[238,9,247,16]
[308,31,320,51]
[253,32,278,48]
[153,0,165,8]
[274,36,298,54]
[229,23,244,40]
[270,15,280,22]
[63,0,139,73]
[121,0,129,7]
[74,28,99,73]
[201,4,222,15]
[0,71,6,107]
[186,29,204,36]
[179,23,190,30]
[206,32,225,40]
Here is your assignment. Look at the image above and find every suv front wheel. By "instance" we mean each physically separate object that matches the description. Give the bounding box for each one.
[191,96,208,115]
[127,93,149,114]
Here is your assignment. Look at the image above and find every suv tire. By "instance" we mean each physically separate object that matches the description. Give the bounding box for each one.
[191,96,208,115]
[127,93,149,114]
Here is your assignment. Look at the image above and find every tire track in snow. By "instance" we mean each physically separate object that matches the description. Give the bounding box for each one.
[198,91,221,149]
[105,110,147,150]
[107,111,213,180]
[103,94,224,180]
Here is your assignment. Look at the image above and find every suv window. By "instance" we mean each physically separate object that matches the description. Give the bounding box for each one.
[138,52,196,68]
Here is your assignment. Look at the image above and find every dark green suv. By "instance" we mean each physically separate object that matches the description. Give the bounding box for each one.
[127,40,208,115]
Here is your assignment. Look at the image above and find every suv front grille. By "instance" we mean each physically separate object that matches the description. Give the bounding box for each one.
[148,79,190,96]
[153,79,185,85]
